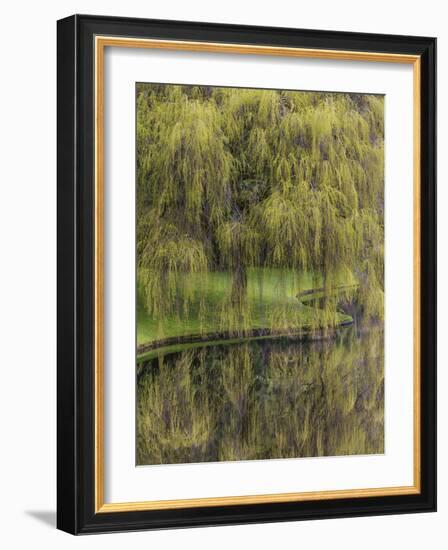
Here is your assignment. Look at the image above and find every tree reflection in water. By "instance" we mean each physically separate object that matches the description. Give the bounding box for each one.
[137,327,384,465]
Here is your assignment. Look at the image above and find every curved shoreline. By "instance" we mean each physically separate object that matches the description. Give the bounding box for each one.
[137,319,354,363]
[137,283,359,363]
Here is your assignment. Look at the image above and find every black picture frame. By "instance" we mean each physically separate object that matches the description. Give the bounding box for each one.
[57,14,436,535]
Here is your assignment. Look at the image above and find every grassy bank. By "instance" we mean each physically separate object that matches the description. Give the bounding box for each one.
[137,268,356,351]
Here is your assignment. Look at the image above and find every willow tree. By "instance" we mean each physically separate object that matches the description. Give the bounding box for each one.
[136,84,384,338]
[137,85,232,331]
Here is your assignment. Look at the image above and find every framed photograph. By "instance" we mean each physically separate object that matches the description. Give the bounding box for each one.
[57,14,436,534]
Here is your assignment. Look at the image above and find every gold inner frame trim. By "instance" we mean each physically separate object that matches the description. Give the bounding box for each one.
[94,35,421,513]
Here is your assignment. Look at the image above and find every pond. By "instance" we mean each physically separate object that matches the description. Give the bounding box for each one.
[137,326,384,465]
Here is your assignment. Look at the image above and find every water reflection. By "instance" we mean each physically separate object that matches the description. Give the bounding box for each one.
[137,328,384,465]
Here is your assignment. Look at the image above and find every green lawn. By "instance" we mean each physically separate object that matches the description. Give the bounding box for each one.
[137,268,355,348]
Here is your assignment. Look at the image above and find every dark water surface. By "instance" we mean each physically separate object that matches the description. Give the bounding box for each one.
[137,327,384,465]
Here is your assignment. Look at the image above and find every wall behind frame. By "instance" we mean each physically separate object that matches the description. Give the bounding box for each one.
[0,0,442,548]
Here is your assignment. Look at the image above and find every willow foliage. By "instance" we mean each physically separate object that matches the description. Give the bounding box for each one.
[136,84,384,336]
